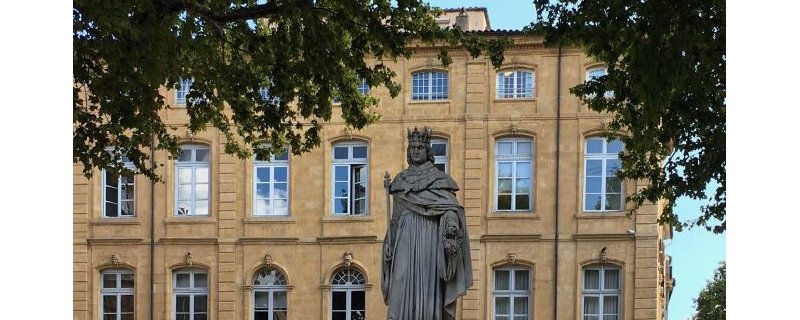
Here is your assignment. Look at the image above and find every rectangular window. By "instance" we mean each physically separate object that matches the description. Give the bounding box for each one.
[586,67,613,98]
[174,269,208,320]
[175,145,210,216]
[582,266,621,320]
[431,139,448,173]
[493,266,531,320]
[176,78,193,105]
[103,161,135,218]
[583,138,624,212]
[495,138,533,212]
[102,270,135,320]
[332,142,368,215]
[254,149,290,216]
[411,71,449,101]
[497,70,535,99]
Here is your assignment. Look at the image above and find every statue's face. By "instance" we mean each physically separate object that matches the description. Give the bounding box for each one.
[409,141,428,165]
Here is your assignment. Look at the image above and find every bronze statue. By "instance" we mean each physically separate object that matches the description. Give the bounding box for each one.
[382,127,472,320]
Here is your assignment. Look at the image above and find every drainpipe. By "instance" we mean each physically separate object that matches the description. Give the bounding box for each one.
[149,137,156,320]
[553,45,563,320]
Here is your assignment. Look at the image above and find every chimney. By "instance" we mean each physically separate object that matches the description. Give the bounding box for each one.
[455,7,469,31]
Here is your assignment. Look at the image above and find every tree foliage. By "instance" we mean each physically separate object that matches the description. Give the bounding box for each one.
[693,262,725,320]
[74,0,509,181]
[531,0,725,233]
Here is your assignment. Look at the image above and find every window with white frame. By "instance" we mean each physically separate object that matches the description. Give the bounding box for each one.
[583,137,624,212]
[253,267,288,320]
[497,69,535,99]
[582,265,621,320]
[176,78,193,105]
[411,71,448,101]
[431,138,448,173]
[332,142,368,215]
[493,265,531,320]
[585,67,613,98]
[101,269,135,320]
[174,268,208,320]
[495,137,533,211]
[103,157,135,218]
[330,267,366,320]
[254,148,289,216]
[175,145,210,216]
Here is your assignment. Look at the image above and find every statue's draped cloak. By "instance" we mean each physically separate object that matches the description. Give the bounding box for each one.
[382,162,472,320]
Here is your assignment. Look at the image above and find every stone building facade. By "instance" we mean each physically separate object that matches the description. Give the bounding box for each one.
[73,8,673,320]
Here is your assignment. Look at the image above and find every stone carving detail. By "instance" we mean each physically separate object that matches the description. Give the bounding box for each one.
[507,252,518,265]
[382,127,472,320]
[111,254,120,268]
[185,252,194,266]
[264,253,274,266]
[600,247,608,264]
[343,252,353,267]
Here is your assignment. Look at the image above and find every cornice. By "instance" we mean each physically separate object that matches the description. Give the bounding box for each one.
[480,234,541,243]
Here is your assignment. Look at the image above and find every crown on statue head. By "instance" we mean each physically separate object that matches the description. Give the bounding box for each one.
[408,127,432,145]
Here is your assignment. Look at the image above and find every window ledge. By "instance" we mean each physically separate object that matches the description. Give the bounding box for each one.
[244,216,296,224]
[164,217,216,224]
[575,211,629,219]
[91,218,140,225]
[323,215,375,223]
[408,99,451,105]
[487,212,540,220]
[493,98,537,103]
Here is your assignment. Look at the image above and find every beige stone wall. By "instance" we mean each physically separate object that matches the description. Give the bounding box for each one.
[74,36,668,320]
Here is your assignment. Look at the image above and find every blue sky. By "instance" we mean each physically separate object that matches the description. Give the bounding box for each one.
[424,1,727,319]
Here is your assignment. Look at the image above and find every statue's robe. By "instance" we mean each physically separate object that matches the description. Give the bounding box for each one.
[382,161,472,320]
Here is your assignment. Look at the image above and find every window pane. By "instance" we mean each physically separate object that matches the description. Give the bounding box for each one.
[194,273,208,287]
[586,139,603,154]
[605,159,621,176]
[256,168,270,183]
[605,177,621,193]
[335,182,349,197]
[178,149,192,161]
[120,273,134,288]
[176,274,190,287]
[515,195,530,211]
[335,199,348,214]
[514,270,530,290]
[195,149,210,162]
[585,160,602,176]
[103,274,117,288]
[256,184,270,199]
[604,269,620,290]
[176,314,190,320]
[498,179,512,194]
[175,295,190,312]
[354,199,366,215]
[498,162,512,178]
[178,185,192,201]
[497,142,513,156]
[273,199,289,216]
[120,294,134,312]
[515,162,531,179]
[516,141,532,156]
[586,177,602,193]
[176,201,192,215]
[274,167,288,182]
[603,295,619,314]
[434,163,446,172]
[178,168,192,183]
[514,296,529,315]
[254,291,269,309]
[584,269,600,289]
[495,269,510,290]
[332,291,347,311]
[603,316,618,320]
[105,202,119,217]
[194,314,207,320]
[274,291,288,308]
[121,314,134,320]
[254,311,269,320]
[605,194,622,211]
[121,201,135,216]
[194,295,208,312]
[103,295,117,313]
[607,139,624,154]
[352,146,367,159]
[515,178,530,194]
[334,166,349,181]
[583,296,599,315]
[120,183,135,201]
[497,195,512,210]
[255,199,270,215]
[431,143,447,156]
[274,150,289,161]
[332,312,347,320]
[196,184,209,199]
[496,297,510,315]
[584,194,602,211]
[195,200,209,215]
[274,310,288,320]
[352,290,365,310]
[275,183,288,199]
[334,147,349,159]
[196,167,209,183]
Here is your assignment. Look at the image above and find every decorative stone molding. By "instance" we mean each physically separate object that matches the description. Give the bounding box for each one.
[110,254,120,268]
[509,123,519,136]
[343,252,353,267]
[507,252,517,265]
[264,253,274,266]
[185,252,194,266]
[344,127,353,140]
[599,247,608,264]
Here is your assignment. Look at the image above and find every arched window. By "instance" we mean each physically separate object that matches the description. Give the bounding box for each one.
[495,137,533,212]
[101,269,134,320]
[585,67,613,98]
[411,71,448,101]
[492,265,531,320]
[583,137,624,212]
[175,144,210,216]
[582,265,621,320]
[253,267,288,320]
[496,69,535,99]
[102,154,135,218]
[173,268,208,320]
[431,138,449,173]
[330,267,366,320]
[332,141,369,215]
[254,147,290,216]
